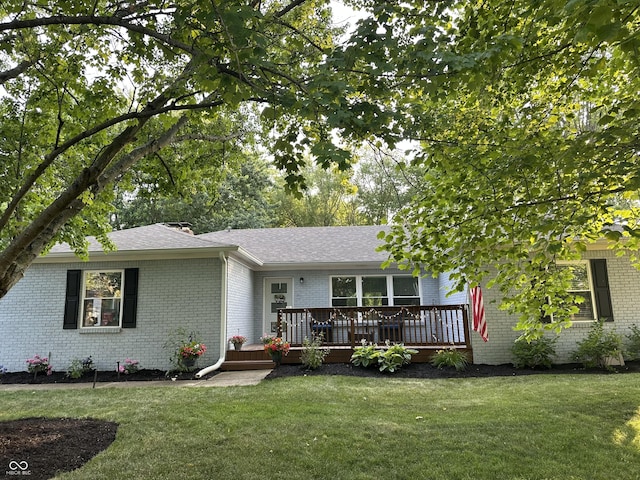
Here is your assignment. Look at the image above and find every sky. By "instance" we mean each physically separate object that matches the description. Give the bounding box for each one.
[330,1,367,33]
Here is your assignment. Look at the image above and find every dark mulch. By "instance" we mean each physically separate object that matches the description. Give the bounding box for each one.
[0,368,216,385]
[0,369,215,479]
[266,359,640,380]
[0,417,118,480]
[2,361,638,479]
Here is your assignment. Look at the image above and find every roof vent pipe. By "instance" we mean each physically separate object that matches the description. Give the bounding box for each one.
[164,222,194,235]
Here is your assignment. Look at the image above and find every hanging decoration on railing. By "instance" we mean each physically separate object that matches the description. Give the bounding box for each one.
[289,306,464,325]
[275,304,469,348]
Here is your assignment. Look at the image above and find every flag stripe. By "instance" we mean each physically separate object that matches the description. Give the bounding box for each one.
[470,286,488,342]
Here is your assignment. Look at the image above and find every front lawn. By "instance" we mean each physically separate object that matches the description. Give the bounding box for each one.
[1,373,639,479]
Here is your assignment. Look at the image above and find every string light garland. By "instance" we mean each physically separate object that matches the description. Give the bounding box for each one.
[277,306,468,345]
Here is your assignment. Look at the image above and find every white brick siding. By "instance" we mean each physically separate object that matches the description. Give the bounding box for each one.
[226,258,254,344]
[472,250,640,365]
[0,258,222,373]
[437,272,468,305]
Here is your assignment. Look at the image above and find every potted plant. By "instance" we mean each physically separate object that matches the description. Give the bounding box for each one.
[165,329,207,372]
[178,341,207,370]
[229,335,247,351]
[260,335,290,367]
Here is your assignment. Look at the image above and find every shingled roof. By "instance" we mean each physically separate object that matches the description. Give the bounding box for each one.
[41,223,234,262]
[198,225,390,266]
[41,223,391,266]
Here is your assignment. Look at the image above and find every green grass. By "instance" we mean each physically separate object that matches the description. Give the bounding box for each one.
[2,374,640,479]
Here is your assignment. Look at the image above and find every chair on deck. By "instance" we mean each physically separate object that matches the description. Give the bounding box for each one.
[310,313,333,342]
[378,319,404,343]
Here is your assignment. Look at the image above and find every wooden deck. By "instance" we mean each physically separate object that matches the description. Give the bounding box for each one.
[222,344,473,371]
[222,305,472,371]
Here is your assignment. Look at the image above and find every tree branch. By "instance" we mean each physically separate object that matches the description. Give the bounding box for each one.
[275,0,308,18]
[0,15,197,55]
[273,17,326,53]
[507,187,628,211]
[0,104,188,288]
[174,131,245,143]
[0,59,36,84]
[0,61,208,232]
[99,116,189,187]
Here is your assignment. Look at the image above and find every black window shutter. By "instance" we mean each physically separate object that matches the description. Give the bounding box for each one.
[63,270,81,329]
[590,259,613,321]
[122,268,139,328]
[540,298,552,324]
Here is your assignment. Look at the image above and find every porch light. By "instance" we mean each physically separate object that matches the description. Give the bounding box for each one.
[300,277,304,284]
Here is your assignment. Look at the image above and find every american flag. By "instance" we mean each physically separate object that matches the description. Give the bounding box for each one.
[470,286,488,342]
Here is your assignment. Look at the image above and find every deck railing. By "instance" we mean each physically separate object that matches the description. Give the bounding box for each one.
[276,305,470,348]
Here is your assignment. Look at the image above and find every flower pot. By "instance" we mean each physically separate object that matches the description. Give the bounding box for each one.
[234,343,243,351]
[603,352,625,367]
[269,351,283,367]
[182,357,196,369]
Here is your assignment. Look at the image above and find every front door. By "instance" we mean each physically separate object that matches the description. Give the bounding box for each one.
[264,278,293,335]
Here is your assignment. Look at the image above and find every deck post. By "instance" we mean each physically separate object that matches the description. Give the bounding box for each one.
[276,310,283,337]
[462,304,473,361]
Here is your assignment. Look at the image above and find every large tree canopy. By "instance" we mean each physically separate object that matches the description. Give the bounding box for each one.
[1,0,638,340]
[112,153,278,233]
[378,0,640,335]
[0,0,395,297]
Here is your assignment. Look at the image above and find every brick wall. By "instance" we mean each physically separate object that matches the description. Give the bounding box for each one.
[226,258,254,343]
[472,250,640,365]
[0,258,222,372]
[437,273,468,305]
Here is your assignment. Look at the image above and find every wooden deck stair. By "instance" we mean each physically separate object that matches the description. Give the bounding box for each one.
[222,344,275,371]
[221,360,275,371]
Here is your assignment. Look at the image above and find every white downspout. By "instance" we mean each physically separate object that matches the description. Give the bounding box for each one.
[195,252,228,378]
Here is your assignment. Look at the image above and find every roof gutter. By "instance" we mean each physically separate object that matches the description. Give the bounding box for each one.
[35,246,237,263]
[195,252,228,378]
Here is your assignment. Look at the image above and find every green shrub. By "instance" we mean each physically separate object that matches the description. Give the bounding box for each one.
[350,342,380,368]
[430,348,469,371]
[351,341,418,373]
[571,320,624,370]
[511,337,557,369]
[378,343,419,373]
[300,335,330,370]
[625,324,640,361]
[66,356,95,379]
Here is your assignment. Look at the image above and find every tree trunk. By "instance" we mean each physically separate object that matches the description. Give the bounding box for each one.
[0,101,189,299]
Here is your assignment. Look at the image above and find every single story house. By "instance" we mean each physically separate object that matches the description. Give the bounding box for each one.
[0,223,636,373]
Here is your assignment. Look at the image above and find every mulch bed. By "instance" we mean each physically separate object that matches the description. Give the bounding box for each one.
[0,369,217,479]
[265,359,640,379]
[2,361,638,479]
[0,418,118,480]
[0,368,215,385]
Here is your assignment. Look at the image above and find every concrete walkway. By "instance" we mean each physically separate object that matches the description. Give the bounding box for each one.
[0,370,272,391]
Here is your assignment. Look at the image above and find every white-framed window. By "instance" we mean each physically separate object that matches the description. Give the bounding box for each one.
[557,261,597,321]
[331,277,357,307]
[392,276,421,305]
[362,276,388,306]
[81,270,124,327]
[331,275,420,307]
